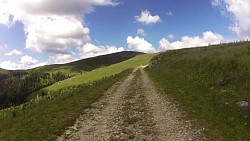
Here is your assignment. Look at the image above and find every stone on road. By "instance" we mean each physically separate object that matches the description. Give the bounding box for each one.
[58,67,205,141]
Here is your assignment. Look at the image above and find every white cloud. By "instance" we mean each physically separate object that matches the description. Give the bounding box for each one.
[0,55,47,70]
[20,55,38,66]
[78,43,124,59]
[0,44,7,49]
[137,28,146,36]
[168,34,174,39]
[127,36,156,53]
[25,16,90,54]
[212,0,250,39]
[32,62,47,69]
[4,49,22,56]
[159,31,224,50]
[0,61,21,70]
[0,0,116,54]
[0,13,11,26]
[135,10,161,25]
[49,54,77,64]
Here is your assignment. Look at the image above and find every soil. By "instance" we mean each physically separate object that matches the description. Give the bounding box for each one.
[57,67,205,141]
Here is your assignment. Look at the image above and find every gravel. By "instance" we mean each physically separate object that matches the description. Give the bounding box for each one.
[57,68,205,141]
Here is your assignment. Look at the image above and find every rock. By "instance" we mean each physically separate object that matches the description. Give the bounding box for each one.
[220,89,227,93]
[236,101,249,107]
[148,54,164,69]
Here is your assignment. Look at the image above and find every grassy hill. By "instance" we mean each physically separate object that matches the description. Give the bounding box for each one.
[147,41,250,140]
[31,51,143,74]
[0,53,155,140]
[0,68,8,74]
[0,51,144,109]
[28,53,155,100]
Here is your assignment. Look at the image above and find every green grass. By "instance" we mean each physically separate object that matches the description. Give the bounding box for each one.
[30,51,142,74]
[0,69,132,141]
[0,68,8,74]
[29,53,155,99]
[147,41,250,140]
[0,52,155,140]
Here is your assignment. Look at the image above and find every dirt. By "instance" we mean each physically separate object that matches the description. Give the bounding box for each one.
[57,67,205,141]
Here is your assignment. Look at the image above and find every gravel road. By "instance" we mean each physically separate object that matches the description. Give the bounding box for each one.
[57,67,205,141]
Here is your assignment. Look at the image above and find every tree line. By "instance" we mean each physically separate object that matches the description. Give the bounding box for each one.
[0,71,69,109]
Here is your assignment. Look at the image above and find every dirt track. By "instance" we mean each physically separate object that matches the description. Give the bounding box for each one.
[57,68,205,141]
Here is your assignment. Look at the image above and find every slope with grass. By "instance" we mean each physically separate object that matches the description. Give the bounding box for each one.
[58,67,204,141]
[0,69,132,141]
[0,51,144,108]
[0,52,155,140]
[29,53,155,99]
[31,51,143,74]
[147,41,250,140]
[0,68,8,74]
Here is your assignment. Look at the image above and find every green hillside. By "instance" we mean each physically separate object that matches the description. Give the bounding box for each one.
[29,53,155,99]
[0,51,143,109]
[0,53,155,141]
[31,51,143,74]
[147,41,250,140]
[0,69,132,141]
[0,68,8,74]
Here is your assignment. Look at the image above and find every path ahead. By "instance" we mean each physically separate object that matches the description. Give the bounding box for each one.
[58,68,205,141]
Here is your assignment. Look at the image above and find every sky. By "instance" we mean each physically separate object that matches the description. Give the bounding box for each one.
[0,0,249,70]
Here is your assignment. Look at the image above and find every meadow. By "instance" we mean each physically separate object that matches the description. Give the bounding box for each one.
[0,53,155,140]
[147,41,250,140]
[28,54,155,99]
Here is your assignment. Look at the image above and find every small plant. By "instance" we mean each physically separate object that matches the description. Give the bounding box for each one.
[12,111,16,118]
[247,43,250,54]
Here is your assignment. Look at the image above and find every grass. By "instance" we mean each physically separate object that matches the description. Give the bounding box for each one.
[147,41,250,140]
[0,68,8,74]
[30,51,142,74]
[0,52,155,140]
[0,69,132,141]
[28,53,155,100]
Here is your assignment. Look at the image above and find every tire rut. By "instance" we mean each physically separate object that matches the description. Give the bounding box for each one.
[140,68,205,141]
[110,69,158,141]
[58,67,205,141]
[57,68,137,141]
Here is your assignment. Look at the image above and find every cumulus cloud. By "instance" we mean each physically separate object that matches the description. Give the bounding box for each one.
[0,0,116,54]
[0,61,21,70]
[127,36,156,53]
[135,10,161,25]
[4,49,22,56]
[49,54,77,64]
[20,55,38,66]
[137,28,146,36]
[159,31,224,50]
[212,0,250,39]
[78,43,124,59]
[25,16,90,54]
[0,13,11,26]
[0,55,47,70]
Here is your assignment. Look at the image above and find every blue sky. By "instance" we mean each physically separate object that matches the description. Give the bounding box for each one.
[0,0,249,70]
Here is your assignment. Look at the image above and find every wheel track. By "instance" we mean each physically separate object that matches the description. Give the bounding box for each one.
[58,67,205,141]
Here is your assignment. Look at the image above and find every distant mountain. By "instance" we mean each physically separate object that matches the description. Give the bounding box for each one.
[0,51,144,109]
[32,51,143,73]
